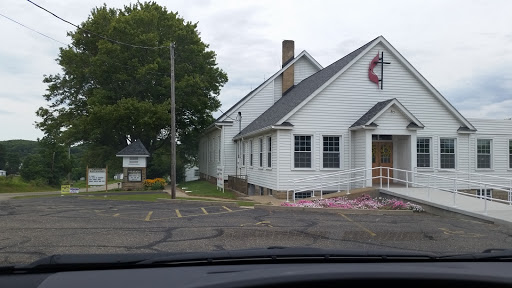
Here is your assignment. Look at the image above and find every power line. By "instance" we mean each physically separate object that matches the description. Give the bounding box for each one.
[218,108,237,121]
[0,12,67,46]
[0,11,169,76]
[26,0,169,50]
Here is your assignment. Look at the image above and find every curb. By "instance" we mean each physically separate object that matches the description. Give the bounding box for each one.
[157,198,240,207]
[253,204,416,215]
[379,189,502,226]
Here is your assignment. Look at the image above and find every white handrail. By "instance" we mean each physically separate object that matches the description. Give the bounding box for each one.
[286,166,512,208]
[433,168,512,182]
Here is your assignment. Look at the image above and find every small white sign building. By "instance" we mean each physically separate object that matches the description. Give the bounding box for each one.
[116,139,150,190]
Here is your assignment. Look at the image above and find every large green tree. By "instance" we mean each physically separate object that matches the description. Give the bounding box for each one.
[20,139,71,186]
[0,143,5,170]
[37,2,227,170]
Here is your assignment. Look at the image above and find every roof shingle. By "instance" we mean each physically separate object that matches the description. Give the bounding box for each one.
[234,37,378,139]
[116,139,150,156]
[350,99,394,128]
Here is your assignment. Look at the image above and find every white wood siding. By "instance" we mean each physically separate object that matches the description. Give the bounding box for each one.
[274,75,282,103]
[294,57,319,85]
[243,131,277,190]
[465,118,512,186]
[199,128,221,178]
[373,105,412,133]
[200,80,276,178]
[280,43,466,185]
[122,157,147,168]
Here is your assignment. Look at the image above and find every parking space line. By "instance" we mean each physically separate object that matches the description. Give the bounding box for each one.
[113,213,120,217]
[175,209,182,218]
[222,206,232,212]
[339,213,376,237]
[201,208,208,215]
[145,211,153,221]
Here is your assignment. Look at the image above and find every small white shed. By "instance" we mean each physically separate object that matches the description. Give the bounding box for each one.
[0,170,6,177]
[116,140,150,190]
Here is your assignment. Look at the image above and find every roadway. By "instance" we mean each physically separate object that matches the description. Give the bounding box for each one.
[1,195,512,265]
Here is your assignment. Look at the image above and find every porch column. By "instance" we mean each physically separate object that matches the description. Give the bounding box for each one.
[410,132,417,186]
[365,130,373,187]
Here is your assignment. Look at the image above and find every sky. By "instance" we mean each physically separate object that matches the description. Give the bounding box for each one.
[0,0,511,141]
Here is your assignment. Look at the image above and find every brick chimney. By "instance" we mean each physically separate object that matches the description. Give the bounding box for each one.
[282,40,294,95]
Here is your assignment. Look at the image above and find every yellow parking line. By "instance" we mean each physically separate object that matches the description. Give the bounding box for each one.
[222,206,232,212]
[175,209,182,218]
[113,213,120,217]
[339,213,376,237]
[201,207,208,215]
[145,211,153,221]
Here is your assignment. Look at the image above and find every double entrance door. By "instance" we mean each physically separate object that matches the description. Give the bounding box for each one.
[372,141,393,184]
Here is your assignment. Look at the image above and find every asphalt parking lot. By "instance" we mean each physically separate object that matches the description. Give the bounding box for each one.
[1,195,512,265]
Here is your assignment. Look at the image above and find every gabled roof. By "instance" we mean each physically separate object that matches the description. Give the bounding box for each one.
[350,99,394,128]
[116,139,150,157]
[234,36,476,140]
[234,37,378,139]
[215,50,322,123]
[350,98,424,130]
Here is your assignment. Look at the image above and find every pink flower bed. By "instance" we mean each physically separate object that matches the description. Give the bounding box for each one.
[281,194,424,212]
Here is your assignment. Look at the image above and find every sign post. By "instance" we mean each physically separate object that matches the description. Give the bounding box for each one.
[86,165,88,193]
[217,166,224,193]
[105,165,108,192]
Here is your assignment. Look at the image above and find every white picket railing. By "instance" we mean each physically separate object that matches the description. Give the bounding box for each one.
[286,166,512,215]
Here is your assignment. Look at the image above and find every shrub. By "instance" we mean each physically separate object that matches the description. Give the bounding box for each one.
[143,178,166,190]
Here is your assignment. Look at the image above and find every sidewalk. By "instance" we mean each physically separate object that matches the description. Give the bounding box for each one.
[164,186,285,206]
[383,186,512,226]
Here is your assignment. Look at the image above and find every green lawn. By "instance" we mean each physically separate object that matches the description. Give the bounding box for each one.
[0,176,58,193]
[71,179,120,188]
[178,180,238,199]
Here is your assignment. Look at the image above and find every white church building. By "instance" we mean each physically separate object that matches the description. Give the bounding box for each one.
[199,36,512,198]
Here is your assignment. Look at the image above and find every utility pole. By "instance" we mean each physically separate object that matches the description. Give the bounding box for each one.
[170,42,176,199]
[68,146,71,185]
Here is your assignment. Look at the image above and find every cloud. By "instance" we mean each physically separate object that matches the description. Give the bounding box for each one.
[445,66,512,119]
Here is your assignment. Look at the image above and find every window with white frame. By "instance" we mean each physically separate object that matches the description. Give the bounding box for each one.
[294,135,312,168]
[250,140,253,166]
[509,140,512,169]
[323,136,340,168]
[242,141,246,166]
[267,136,272,168]
[477,139,492,169]
[417,138,431,168]
[440,138,456,169]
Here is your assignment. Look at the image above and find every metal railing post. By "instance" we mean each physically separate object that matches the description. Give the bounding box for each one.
[484,184,488,215]
[347,172,351,194]
[387,167,390,190]
[509,180,512,205]
[406,171,409,189]
[320,178,323,200]
[364,169,367,188]
[380,167,383,189]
